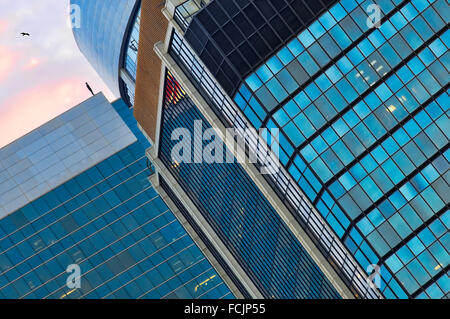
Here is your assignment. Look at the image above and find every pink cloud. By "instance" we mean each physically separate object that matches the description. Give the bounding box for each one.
[22,57,42,70]
[0,2,117,149]
[0,46,20,84]
[0,20,7,35]
[0,77,95,148]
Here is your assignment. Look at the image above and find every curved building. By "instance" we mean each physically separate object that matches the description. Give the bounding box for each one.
[71,0,140,106]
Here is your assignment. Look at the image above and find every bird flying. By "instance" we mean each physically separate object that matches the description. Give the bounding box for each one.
[20,32,30,36]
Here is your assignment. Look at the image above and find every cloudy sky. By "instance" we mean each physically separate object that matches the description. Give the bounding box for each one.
[0,0,116,148]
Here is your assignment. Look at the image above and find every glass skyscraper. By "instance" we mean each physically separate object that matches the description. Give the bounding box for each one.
[158,72,341,299]
[0,94,232,299]
[131,0,449,299]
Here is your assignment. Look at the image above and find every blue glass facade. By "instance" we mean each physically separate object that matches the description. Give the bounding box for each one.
[174,0,212,30]
[171,0,449,298]
[121,7,141,106]
[168,29,378,298]
[177,0,340,96]
[158,72,341,299]
[124,9,140,82]
[0,99,232,299]
[71,0,139,96]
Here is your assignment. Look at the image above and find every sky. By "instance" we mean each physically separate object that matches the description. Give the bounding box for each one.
[0,0,116,148]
